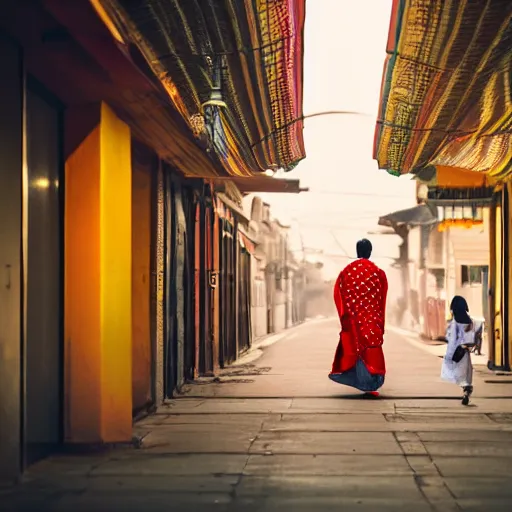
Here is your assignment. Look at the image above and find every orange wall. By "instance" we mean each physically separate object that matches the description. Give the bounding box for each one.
[65,102,132,443]
[131,159,152,411]
[64,114,102,441]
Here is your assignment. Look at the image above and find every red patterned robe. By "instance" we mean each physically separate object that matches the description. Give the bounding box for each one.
[329,258,388,392]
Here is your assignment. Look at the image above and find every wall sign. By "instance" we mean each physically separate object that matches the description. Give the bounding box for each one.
[209,271,218,289]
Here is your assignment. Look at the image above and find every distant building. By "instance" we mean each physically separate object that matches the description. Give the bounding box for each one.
[246,197,306,340]
[379,191,490,348]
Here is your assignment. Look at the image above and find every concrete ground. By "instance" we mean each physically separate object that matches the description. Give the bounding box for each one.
[3,317,512,511]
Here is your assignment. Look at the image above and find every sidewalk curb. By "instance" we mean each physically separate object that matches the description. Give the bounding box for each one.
[388,325,489,366]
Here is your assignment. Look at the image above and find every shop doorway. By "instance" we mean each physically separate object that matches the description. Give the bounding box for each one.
[24,79,63,466]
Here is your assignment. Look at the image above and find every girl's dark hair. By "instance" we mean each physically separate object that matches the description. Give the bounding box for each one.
[450,295,471,324]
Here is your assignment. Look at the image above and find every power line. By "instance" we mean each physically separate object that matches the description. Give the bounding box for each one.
[302,190,412,198]
[281,210,395,218]
[329,231,350,257]
[287,213,386,219]
[296,224,393,231]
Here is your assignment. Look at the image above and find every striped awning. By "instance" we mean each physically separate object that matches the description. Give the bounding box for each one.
[374,0,512,179]
[97,0,306,177]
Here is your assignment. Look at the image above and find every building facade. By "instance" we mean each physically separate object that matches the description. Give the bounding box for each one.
[0,0,306,479]
[380,197,491,342]
[245,196,306,341]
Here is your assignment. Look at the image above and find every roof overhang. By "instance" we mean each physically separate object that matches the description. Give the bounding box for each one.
[98,0,307,175]
[378,204,437,229]
[426,187,495,207]
[1,0,227,177]
[213,177,308,194]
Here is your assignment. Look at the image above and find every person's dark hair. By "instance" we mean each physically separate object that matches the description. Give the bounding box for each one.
[356,239,372,259]
[450,295,471,325]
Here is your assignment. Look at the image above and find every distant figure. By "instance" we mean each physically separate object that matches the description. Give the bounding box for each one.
[441,296,482,405]
[329,239,388,396]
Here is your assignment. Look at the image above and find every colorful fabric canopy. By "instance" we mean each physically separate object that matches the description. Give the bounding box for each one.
[374,0,512,179]
[97,0,306,177]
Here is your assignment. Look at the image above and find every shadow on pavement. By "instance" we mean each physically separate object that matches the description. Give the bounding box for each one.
[331,394,466,400]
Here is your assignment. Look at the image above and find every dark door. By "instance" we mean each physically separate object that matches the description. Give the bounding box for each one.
[198,202,207,374]
[0,35,23,479]
[131,143,155,414]
[219,218,227,367]
[203,205,214,375]
[24,79,63,465]
[182,187,196,381]
[222,222,237,364]
[237,249,250,353]
[163,173,177,396]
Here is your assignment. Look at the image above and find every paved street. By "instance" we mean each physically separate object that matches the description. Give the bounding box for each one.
[3,317,512,511]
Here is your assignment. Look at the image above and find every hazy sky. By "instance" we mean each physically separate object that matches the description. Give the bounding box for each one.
[254,0,416,278]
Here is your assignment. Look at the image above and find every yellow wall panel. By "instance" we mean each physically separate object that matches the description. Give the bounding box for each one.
[494,203,503,366]
[507,183,512,369]
[65,103,132,443]
[99,103,132,441]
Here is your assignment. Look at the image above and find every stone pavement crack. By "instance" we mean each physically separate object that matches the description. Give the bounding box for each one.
[393,431,456,511]
[228,417,264,504]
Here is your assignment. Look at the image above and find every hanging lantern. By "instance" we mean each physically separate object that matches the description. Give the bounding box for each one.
[190,113,206,138]
[201,56,228,159]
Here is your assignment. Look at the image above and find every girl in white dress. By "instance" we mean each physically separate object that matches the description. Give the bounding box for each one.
[441,296,482,405]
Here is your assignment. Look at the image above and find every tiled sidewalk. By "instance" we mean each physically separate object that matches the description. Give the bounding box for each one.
[3,318,512,511]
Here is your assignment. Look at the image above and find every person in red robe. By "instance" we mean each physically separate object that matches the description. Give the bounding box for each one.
[329,239,388,395]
